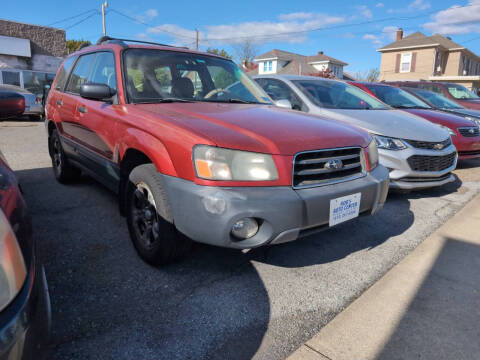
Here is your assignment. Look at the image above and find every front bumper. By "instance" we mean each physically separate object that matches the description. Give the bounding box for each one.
[0,262,51,360]
[379,145,457,189]
[453,135,480,159]
[162,165,389,249]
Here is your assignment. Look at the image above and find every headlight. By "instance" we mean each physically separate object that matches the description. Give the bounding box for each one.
[465,116,480,127]
[193,145,279,181]
[366,139,379,170]
[437,124,456,136]
[0,210,27,312]
[374,135,407,150]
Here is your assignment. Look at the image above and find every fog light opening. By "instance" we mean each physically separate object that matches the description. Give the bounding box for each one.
[231,218,259,240]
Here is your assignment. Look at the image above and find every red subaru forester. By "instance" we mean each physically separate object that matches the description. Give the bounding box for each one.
[45,37,389,265]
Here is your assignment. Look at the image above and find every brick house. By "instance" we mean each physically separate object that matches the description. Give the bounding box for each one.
[0,19,66,94]
[378,29,480,91]
[247,49,352,79]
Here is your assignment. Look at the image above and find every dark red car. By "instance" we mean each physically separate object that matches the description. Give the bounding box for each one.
[0,93,50,359]
[387,81,480,110]
[350,82,480,160]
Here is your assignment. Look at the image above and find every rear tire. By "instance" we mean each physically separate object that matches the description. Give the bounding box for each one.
[49,129,81,183]
[126,164,191,265]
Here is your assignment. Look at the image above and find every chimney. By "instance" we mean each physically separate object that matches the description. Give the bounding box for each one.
[396,28,403,41]
[318,51,324,55]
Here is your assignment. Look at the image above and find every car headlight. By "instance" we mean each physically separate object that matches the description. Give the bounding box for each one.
[374,135,407,150]
[0,210,27,312]
[437,124,456,136]
[465,116,480,127]
[366,139,379,170]
[193,145,279,181]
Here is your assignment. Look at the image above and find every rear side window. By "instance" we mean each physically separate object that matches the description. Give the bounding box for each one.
[2,71,20,86]
[88,52,117,90]
[54,57,76,91]
[66,53,96,94]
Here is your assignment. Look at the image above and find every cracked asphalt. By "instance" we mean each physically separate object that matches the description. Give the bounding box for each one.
[1,120,480,360]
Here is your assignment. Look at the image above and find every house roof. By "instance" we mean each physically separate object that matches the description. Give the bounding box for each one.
[378,32,464,51]
[254,49,348,66]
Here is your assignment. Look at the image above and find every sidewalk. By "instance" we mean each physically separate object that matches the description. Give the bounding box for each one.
[288,192,480,360]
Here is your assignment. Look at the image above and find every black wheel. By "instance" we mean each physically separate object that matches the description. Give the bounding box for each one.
[126,164,191,265]
[49,129,81,183]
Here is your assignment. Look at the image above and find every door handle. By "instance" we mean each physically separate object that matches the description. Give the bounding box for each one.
[78,106,87,114]
[56,100,63,106]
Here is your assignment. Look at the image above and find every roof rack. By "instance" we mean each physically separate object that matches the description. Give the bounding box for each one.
[96,36,188,49]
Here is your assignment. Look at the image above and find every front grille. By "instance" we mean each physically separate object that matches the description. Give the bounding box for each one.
[293,147,364,188]
[458,127,480,137]
[406,137,452,150]
[407,152,456,172]
[458,149,480,156]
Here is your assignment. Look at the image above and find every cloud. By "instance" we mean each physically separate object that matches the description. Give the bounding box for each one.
[135,9,158,23]
[147,12,345,45]
[356,5,373,19]
[376,2,384,7]
[363,26,404,47]
[423,1,480,35]
[408,0,431,10]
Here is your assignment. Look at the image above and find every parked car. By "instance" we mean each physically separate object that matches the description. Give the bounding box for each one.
[387,81,480,110]
[398,86,480,127]
[254,75,457,190]
[0,93,50,359]
[0,84,43,120]
[45,36,389,265]
[350,82,480,160]
[0,90,25,119]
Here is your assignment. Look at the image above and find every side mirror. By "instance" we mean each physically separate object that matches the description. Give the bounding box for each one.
[0,91,25,119]
[275,99,293,109]
[80,83,116,101]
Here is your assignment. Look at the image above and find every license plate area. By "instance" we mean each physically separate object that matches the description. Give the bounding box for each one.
[329,193,361,226]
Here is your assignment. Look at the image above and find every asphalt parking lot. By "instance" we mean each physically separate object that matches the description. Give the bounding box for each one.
[1,119,480,360]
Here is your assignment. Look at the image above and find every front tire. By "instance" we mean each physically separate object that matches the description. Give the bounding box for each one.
[49,129,81,183]
[126,164,191,265]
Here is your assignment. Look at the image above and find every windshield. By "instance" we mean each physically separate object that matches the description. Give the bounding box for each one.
[407,88,464,109]
[445,83,479,100]
[366,84,431,109]
[292,80,389,110]
[123,49,271,104]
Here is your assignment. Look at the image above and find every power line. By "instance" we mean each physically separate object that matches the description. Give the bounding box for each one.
[47,9,98,26]
[64,12,100,30]
[108,8,195,40]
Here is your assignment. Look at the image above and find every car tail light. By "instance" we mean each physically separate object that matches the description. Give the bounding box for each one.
[0,210,27,312]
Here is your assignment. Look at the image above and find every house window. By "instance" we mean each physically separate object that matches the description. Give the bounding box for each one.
[263,61,273,73]
[400,53,412,72]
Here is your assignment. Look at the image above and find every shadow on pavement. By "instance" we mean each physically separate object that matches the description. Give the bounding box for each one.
[456,157,480,170]
[16,167,269,360]
[377,237,480,359]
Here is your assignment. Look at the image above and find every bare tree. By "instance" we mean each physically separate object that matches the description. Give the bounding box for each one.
[232,38,260,65]
[354,68,380,82]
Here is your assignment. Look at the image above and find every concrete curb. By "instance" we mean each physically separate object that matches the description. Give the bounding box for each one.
[287,192,480,360]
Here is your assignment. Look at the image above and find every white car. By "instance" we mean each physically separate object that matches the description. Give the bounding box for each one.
[254,75,457,190]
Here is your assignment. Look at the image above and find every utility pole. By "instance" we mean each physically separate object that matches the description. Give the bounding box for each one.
[195,29,199,50]
[102,1,108,36]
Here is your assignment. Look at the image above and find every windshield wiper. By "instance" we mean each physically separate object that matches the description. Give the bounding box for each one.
[134,98,195,104]
[394,105,430,109]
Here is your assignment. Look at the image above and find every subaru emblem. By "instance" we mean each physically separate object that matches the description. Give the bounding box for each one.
[469,128,475,134]
[325,159,344,170]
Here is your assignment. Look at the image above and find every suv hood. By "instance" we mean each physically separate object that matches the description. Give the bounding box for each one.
[319,109,449,142]
[456,99,480,110]
[133,102,371,155]
[403,109,477,128]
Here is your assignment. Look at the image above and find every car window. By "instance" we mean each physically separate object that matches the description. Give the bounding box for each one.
[88,52,117,90]
[367,85,431,109]
[445,83,479,100]
[54,57,76,91]
[293,80,389,110]
[419,84,443,94]
[66,53,96,94]
[123,49,271,104]
[257,78,307,111]
[409,88,464,109]
[1,71,20,87]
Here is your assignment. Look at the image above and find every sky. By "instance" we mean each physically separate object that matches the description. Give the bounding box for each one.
[2,0,480,74]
